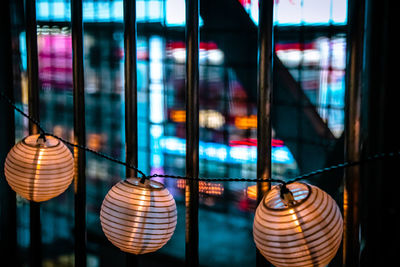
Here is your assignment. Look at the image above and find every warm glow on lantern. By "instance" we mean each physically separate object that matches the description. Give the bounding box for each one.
[4,134,74,202]
[253,182,343,267]
[100,177,177,254]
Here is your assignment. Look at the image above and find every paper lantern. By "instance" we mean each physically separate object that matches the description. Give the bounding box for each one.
[253,182,343,267]
[100,177,177,254]
[4,134,74,202]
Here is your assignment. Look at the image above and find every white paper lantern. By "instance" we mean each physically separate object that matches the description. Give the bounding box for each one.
[100,177,177,254]
[4,134,74,202]
[253,182,343,267]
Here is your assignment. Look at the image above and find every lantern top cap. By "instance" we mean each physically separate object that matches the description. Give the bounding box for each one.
[22,134,60,148]
[263,182,311,211]
[125,177,165,191]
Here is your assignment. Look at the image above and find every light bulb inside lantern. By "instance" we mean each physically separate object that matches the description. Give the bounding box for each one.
[4,134,74,202]
[100,177,177,255]
[253,182,343,267]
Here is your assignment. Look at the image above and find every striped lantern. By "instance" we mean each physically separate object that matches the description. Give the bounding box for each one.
[4,134,74,202]
[253,182,343,267]
[100,177,177,254]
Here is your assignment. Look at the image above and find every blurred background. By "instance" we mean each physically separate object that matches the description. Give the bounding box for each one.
[8,0,347,266]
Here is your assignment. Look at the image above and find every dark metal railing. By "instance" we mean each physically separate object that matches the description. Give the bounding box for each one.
[0,0,17,265]
[123,0,139,266]
[25,1,42,266]
[256,0,274,266]
[71,0,87,266]
[185,0,200,266]
[343,0,366,265]
[0,0,369,266]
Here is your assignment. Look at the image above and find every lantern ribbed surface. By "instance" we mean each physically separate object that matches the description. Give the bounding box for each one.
[253,182,343,267]
[4,134,74,202]
[100,177,177,254]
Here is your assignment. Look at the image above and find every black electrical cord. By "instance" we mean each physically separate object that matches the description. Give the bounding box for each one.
[2,91,400,189]
[44,132,148,179]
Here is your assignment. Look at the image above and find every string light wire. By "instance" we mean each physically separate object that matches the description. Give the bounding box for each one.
[2,91,399,186]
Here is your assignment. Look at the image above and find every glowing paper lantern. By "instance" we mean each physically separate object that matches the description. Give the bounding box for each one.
[100,177,177,254]
[253,182,343,267]
[4,134,74,202]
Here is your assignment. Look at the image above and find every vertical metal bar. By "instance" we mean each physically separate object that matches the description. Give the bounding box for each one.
[26,0,40,134]
[0,0,17,264]
[25,1,42,266]
[185,0,199,266]
[71,0,87,266]
[123,0,139,265]
[343,0,366,266]
[256,0,274,266]
[124,0,138,180]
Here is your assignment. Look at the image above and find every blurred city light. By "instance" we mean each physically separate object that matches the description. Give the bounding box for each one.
[234,114,257,129]
[176,179,224,196]
[170,109,225,129]
[166,41,224,65]
[159,136,295,164]
[239,0,347,26]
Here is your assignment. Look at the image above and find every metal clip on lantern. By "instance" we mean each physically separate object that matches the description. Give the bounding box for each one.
[253,182,343,267]
[280,183,297,207]
[4,134,74,202]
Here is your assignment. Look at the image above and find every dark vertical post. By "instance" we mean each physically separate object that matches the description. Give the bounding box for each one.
[0,0,17,264]
[256,0,273,266]
[360,0,399,265]
[123,0,139,265]
[71,0,87,266]
[26,0,40,134]
[124,0,138,180]
[25,1,42,266]
[185,0,199,266]
[343,0,366,266]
